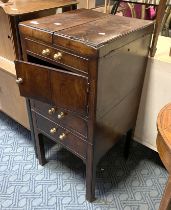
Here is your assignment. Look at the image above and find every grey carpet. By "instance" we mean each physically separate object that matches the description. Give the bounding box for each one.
[0,111,168,210]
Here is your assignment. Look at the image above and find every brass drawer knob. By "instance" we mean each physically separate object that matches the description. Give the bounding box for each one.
[59,133,66,140]
[50,128,57,134]
[48,108,55,115]
[57,112,65,119]
[42,49,50,56]
[16,77,23,84]
[54,52,62,60]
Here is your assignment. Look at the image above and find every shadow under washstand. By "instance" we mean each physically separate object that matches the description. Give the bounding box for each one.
[43,134,167,199]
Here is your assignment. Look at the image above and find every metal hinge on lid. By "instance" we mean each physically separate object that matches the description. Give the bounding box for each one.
[86,83,90,113]
[87,105,89,113]
[87,83,90,93]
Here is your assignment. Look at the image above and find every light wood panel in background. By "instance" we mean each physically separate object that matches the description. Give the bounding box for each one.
[0,0,78,129]
[0,67,30,129]
[0,8,15,61]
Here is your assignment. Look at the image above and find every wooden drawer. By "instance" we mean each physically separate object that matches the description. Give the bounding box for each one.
[15,60,89,115]
[31,100,88,138]
[25,38,89,74]
[35,113,87,160]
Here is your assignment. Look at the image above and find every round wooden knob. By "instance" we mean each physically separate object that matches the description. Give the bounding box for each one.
[42,49,50,56]
[54,52,62,60]
[16,78,23,84]
[50,128,57,134]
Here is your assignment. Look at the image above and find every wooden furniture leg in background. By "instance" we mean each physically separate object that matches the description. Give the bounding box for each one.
[104,0,111,13]
[104,0,108,13]
[35,133,47,166]
[157,104,171,210]
[124,129,133,159]
[87,0,89,9]
[150,0,168,57]
[159,176,171,210]
[78,0,95,9]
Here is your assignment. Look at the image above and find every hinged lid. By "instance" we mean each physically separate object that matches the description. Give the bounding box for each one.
[19,9,109,43]
[19,9,154,54]
[55,14,153,48]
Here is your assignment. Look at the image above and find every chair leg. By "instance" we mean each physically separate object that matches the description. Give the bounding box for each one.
[159,175,171,210]
[124,129,133,159]
[111,0,120,15]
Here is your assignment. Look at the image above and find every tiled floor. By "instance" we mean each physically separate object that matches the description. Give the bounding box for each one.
[0,111,168,210]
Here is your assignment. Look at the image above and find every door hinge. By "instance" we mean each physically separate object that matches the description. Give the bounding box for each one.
[87,105,89,113]
[87,83,90,93]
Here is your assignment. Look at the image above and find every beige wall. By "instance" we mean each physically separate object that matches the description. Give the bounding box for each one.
[134,36,171,151]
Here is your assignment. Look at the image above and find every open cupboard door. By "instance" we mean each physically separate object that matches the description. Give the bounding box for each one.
[15,60,89,115]
[15,61,51,103]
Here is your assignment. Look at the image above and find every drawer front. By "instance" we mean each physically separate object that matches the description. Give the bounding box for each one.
[35,113,87,159]
[15,61,89,115]
[31,100,88,138]
[25,38,89,73]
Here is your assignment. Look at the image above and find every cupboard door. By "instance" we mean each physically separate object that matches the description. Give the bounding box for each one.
[15,61,51,103]
[15,60,89,115]
[51,70,88,115]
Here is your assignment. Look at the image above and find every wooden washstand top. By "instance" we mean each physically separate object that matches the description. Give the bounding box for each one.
[0,0,78,15]
[19,9,154,52]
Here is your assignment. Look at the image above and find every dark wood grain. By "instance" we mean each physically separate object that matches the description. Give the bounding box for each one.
[31,99,88,138]
[25,38,89,73]
[31,111,47,166]
[17,9,154,202]
[19,9,108,45]
[54,14,153,48]
[15,60,89,115]
[35,112,87,160]
[51,70,89,115]
[20,9,108,34]
[4,0,78,60]
[0,0,77,131]
[15,60,51,103]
